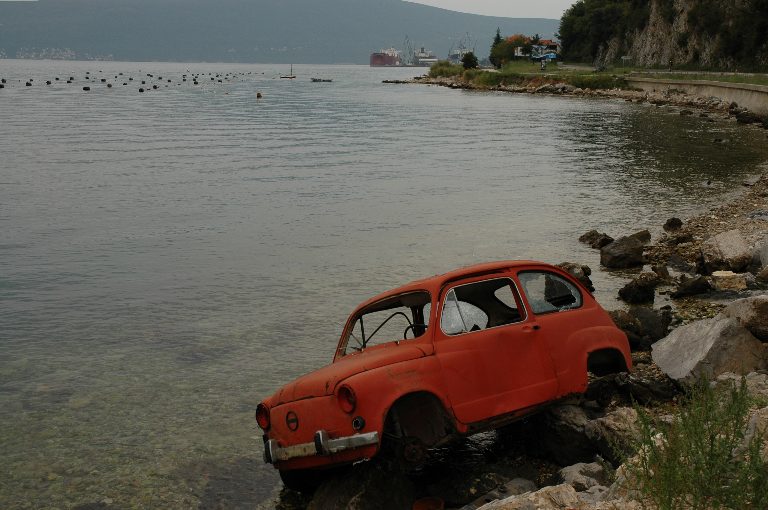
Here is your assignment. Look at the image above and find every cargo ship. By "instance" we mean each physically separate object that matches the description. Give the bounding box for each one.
[370,48,402,67]
[413,47,438,66]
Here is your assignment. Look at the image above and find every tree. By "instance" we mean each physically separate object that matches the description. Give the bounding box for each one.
[461,51,479,69]
[489,28,503,68]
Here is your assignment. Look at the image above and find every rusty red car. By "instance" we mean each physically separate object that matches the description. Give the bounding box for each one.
[255,261,631,489]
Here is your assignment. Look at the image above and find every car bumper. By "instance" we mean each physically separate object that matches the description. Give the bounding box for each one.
[264,430,379,464]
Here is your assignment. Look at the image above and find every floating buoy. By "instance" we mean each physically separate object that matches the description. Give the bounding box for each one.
[1,78,6,83]
[139,88,145,93]
[83,86,90,91]
[55,77,59,81]
[152,84,158,89]
[256,92,262,99]
[25,82,31,86]
[107,83,113,88]
[0,84,4,89]
[141,80,146,84]
[129,77,134,81]
[101,78,106,82]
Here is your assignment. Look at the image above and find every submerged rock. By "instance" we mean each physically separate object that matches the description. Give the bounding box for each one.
[578,230,614,249]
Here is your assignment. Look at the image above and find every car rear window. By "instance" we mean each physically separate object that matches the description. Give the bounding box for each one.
[517,271,582,314]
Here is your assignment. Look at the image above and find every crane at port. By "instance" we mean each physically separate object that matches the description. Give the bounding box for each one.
[448,32,476,64]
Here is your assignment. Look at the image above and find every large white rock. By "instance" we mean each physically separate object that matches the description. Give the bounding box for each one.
[651,317,767,384]
[700,229,753,273]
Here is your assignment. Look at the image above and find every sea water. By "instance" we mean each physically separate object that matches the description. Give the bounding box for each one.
[1,60,767,508]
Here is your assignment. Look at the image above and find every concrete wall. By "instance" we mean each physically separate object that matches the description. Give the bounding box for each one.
[626,77,768,115]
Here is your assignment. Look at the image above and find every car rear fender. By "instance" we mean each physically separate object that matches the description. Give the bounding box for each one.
[555,326,632,392]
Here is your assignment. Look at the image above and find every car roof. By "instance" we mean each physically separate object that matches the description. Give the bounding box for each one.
[354,260,549,311]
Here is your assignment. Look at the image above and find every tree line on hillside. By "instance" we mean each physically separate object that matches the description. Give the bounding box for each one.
[558,0,768,69]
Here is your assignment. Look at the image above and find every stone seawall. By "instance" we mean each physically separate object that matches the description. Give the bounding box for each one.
[626,77,768,115]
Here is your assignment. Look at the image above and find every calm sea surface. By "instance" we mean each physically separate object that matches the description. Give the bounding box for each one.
[2,60,768,508]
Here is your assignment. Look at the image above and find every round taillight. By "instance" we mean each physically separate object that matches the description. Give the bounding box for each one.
[337,385,356,414]
[255,403,270,431]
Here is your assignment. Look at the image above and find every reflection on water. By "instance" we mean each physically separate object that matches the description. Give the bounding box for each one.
[1,60,767,508]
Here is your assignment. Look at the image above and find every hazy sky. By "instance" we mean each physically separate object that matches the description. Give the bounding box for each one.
[405,0,575,19]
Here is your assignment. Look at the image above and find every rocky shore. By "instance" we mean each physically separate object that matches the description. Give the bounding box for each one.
[393,75,768,130]
[280,96,768,510]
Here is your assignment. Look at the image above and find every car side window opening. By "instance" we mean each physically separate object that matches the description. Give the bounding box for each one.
[439,278,524,336]
[517,271,582,314]
[345,292,430,354]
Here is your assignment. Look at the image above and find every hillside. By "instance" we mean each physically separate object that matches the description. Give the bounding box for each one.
[0,0,558,63]
[559,0,768,70]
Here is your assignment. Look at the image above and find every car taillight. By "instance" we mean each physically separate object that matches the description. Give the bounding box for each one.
[255,403,270,431]
[337,385,356,414]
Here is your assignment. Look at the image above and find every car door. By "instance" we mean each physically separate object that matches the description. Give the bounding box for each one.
[433,275,558,425]
[514,269,593,396]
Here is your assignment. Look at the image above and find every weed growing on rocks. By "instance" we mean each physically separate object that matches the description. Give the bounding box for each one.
[629,379,768,509]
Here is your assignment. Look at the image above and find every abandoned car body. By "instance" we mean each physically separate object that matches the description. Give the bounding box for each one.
[255,261,631,488]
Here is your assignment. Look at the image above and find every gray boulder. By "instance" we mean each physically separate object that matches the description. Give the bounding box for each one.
[601,236,646,268]
[758,239,768,267]
[721,295,768,341]
[618,272,659,304]
[699,229,753,274]
[558,462,609,491]
[629,229,652,244]
[651,316,768,384]
[583,407,640,461]
[671,275,711,298]
[478,484,581,510]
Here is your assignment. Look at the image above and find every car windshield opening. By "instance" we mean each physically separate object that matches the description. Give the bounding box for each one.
[343,291,431,355]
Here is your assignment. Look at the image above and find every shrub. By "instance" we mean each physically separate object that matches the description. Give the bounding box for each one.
[628,379,768,510]
[461,51,479,70]
[565,74,628,89]
[428,61,463,78]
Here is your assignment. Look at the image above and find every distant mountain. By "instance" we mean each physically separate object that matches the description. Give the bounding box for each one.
[0,0,558,63]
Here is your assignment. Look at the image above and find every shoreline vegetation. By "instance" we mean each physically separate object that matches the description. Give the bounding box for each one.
[383,60,768,129]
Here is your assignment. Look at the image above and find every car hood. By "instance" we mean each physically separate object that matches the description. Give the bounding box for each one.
[271,343,430,406]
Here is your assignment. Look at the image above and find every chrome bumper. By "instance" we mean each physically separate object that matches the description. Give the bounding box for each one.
[264,430,379,464]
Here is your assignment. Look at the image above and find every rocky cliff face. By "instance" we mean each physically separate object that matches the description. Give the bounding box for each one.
[596,0,767,69]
